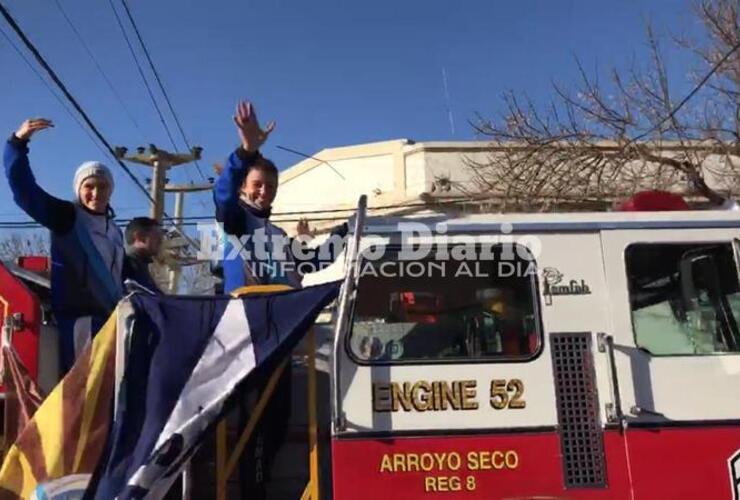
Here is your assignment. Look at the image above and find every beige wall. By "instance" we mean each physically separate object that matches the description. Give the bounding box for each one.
[277,153,396,211]
[272,140,493,216]
[269,139,739,233]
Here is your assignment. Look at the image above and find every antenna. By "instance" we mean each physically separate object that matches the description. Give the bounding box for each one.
[441,66,456,135]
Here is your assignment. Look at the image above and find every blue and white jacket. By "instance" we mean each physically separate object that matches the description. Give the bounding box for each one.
[4,135,124,320]
[214,148,347,294]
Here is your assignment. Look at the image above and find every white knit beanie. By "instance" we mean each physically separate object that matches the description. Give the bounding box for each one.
[73,161,114,199]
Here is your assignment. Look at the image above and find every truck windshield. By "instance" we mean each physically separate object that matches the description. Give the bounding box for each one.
[348,243,541,363]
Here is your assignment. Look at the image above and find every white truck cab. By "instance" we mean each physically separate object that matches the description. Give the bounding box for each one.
[321,209,740,499]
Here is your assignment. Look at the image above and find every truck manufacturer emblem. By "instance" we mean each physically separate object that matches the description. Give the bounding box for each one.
[542,267,591,305]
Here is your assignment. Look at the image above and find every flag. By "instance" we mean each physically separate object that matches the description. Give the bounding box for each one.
[0,311,118,499]
[1,342,45,447]
[91,281,339,499]
[0,282,338,499]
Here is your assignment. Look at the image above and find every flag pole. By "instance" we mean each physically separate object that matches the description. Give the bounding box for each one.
[307,327,319,499]
[181,461,192,500]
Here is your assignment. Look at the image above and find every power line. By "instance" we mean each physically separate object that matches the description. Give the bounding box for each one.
[0,24,109,158]
[52,0,147,141]
[0,2,152,201]
[151,197,469,220]
[105,0,179,152]
[0,2,198,248]
[276,145,346,180]
[630,38,740,144]
[0,216,350,230]
[115,0,210,216]
[118,0,208,182]
[0,197,478,228]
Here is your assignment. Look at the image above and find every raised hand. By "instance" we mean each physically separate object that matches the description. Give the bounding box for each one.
[296,218,315,238]
[14,118,54,141]
[233,101,275,153]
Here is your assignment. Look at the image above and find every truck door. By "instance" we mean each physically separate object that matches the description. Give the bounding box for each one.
[601,228,740,499]
[331,231,629,499]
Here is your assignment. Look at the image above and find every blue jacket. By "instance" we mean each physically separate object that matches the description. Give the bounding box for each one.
[4,135,124,319]
[214,148,347,294]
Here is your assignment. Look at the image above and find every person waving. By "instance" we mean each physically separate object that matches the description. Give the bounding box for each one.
[4,118,124,373]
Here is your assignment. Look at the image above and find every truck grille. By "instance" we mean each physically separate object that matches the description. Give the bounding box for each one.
[550,332,607,488]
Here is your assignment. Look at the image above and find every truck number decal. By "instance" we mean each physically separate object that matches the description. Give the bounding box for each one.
[490,379,526,410]
[372,379,526,412]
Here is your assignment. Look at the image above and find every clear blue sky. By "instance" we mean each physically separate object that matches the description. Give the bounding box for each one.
[0,0,703,225]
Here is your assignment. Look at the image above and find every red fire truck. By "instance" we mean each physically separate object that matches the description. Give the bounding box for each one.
[0,256,58,395]
[319,206,740,499]
[4,203,740,499]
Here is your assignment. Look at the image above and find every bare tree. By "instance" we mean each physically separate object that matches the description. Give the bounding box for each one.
[468,0,740,211]
[0,232,50,262]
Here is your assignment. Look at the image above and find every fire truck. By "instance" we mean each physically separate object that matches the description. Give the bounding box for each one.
[3,204,740,499]
[0,256,58,395]
[319,205,740,500]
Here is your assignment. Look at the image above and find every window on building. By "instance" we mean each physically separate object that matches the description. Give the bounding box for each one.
[626,242,740,355]
[348,244,541,363]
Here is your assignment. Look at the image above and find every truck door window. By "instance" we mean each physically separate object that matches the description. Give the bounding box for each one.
[626,243,740,355]
[348,244,541,364]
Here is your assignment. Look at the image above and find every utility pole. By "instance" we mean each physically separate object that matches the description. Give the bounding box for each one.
[114,144,203,223]
[115,144,209,294]
[163,181,214,293]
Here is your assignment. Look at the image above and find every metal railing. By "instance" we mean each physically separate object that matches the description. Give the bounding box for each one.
[331,196,367,432]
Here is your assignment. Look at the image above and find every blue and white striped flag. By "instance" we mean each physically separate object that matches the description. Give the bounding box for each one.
[89,281,340,499]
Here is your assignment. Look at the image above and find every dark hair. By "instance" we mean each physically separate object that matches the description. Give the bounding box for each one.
[125,217,160,245]
[249,157,279,180]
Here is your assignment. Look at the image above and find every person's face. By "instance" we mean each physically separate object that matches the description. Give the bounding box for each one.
[78,176,111,213]
[241,169,277,210]
[138,228,163,257]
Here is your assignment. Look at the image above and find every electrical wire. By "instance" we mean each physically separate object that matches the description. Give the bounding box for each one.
[105,0,179,152]
[116,0,212,215]
[52,0,147,141]
[118,0,208,182]
[0,215,348,229]
[0,2,153,203]
[0,3,198,248]
[629,38,740,144]
[0,25,110,159]
[276,145,346,181]
[168,197,477,218]
[0,197,477,229]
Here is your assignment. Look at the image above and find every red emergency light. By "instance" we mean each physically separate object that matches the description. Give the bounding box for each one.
[615,190,689,212]
[392,291,443,324]
[16,256,50,274]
